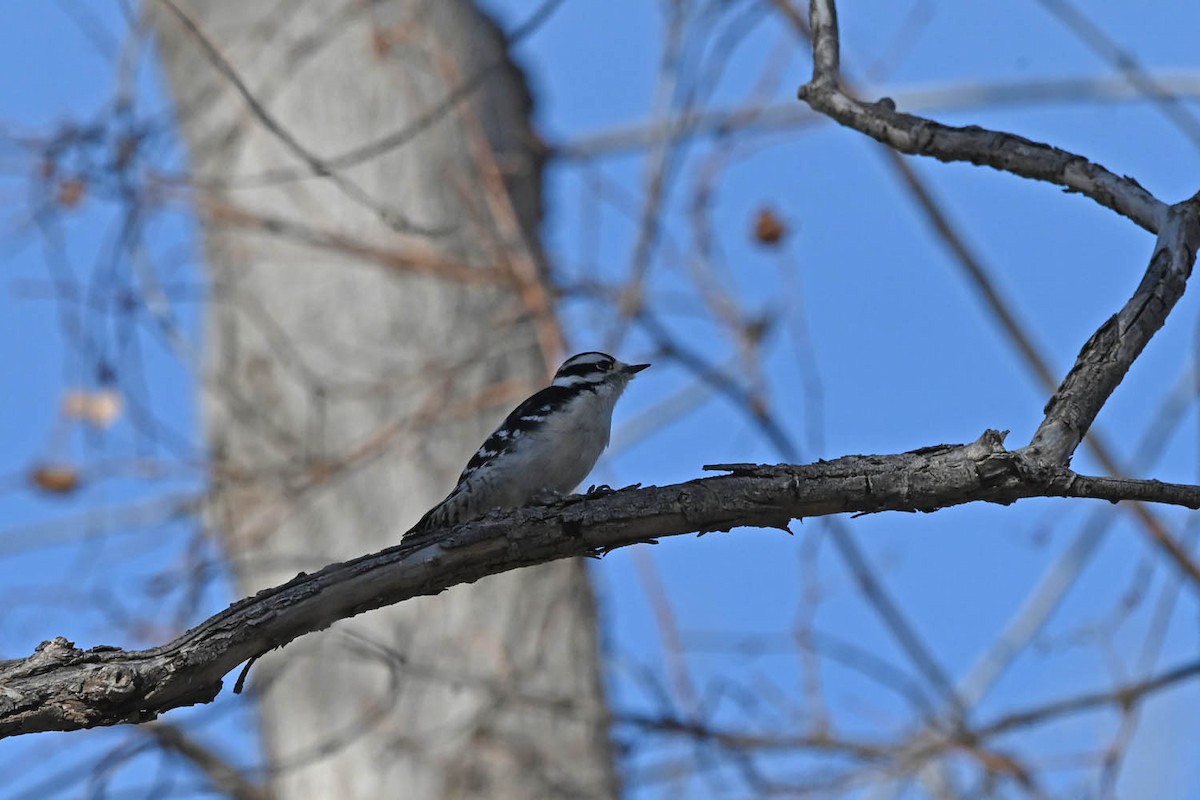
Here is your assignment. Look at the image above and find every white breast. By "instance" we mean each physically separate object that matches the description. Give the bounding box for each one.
[502,383,621,501]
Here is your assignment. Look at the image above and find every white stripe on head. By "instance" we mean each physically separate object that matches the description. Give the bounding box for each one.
[551,373,600,388]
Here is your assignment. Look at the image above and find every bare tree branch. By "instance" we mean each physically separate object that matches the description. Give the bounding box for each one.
[974,657,1200,738]
[1030,199,1200,463]
[798,0,1200,473]
[3,430,1199,739]
[798,0,1167,233]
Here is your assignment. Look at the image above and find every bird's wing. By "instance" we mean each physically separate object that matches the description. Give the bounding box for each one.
[453,385,572,484]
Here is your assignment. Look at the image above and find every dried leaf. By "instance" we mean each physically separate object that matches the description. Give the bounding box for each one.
[63,389,123,428]
[753,208,787,246]
[31,464,81,494]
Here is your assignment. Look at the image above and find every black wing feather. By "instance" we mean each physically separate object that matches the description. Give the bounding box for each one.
[455,385,574,482]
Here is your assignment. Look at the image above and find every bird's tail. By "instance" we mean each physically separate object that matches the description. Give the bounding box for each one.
[403,488,465,539]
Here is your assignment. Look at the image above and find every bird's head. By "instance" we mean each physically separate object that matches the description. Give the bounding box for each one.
[551,351,650,389]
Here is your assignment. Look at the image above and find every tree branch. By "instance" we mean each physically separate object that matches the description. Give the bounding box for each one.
[1030,198,1200,462]
[3,430,1199,739]
[798,0,1167,233]
[974,657,1200,739]
[796,0,1200,469]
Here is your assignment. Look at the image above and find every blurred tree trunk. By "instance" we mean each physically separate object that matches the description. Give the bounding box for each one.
[149,1,618,797]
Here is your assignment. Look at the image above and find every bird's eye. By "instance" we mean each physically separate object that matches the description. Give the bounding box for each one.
[599,360,613,372]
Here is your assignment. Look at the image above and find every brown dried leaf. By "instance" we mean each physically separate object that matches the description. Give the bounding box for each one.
[31,464,81,494]
[753,208,787,246]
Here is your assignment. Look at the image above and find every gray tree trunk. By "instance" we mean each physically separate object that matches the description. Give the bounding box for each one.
[149,2,618,797]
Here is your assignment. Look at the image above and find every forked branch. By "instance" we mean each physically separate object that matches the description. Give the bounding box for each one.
[798,0,1200,468]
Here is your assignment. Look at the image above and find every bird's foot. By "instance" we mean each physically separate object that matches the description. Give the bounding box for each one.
[586,482,640,496]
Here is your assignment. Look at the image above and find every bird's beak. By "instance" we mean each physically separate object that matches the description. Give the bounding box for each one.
[624,363,651,375]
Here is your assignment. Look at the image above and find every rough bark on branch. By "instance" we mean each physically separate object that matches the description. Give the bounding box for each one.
[3,430,1198,740]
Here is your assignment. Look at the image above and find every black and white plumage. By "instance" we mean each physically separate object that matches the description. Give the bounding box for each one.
[406,352,649,536]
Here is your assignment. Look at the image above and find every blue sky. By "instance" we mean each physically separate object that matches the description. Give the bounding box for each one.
[3,1,1200,797]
